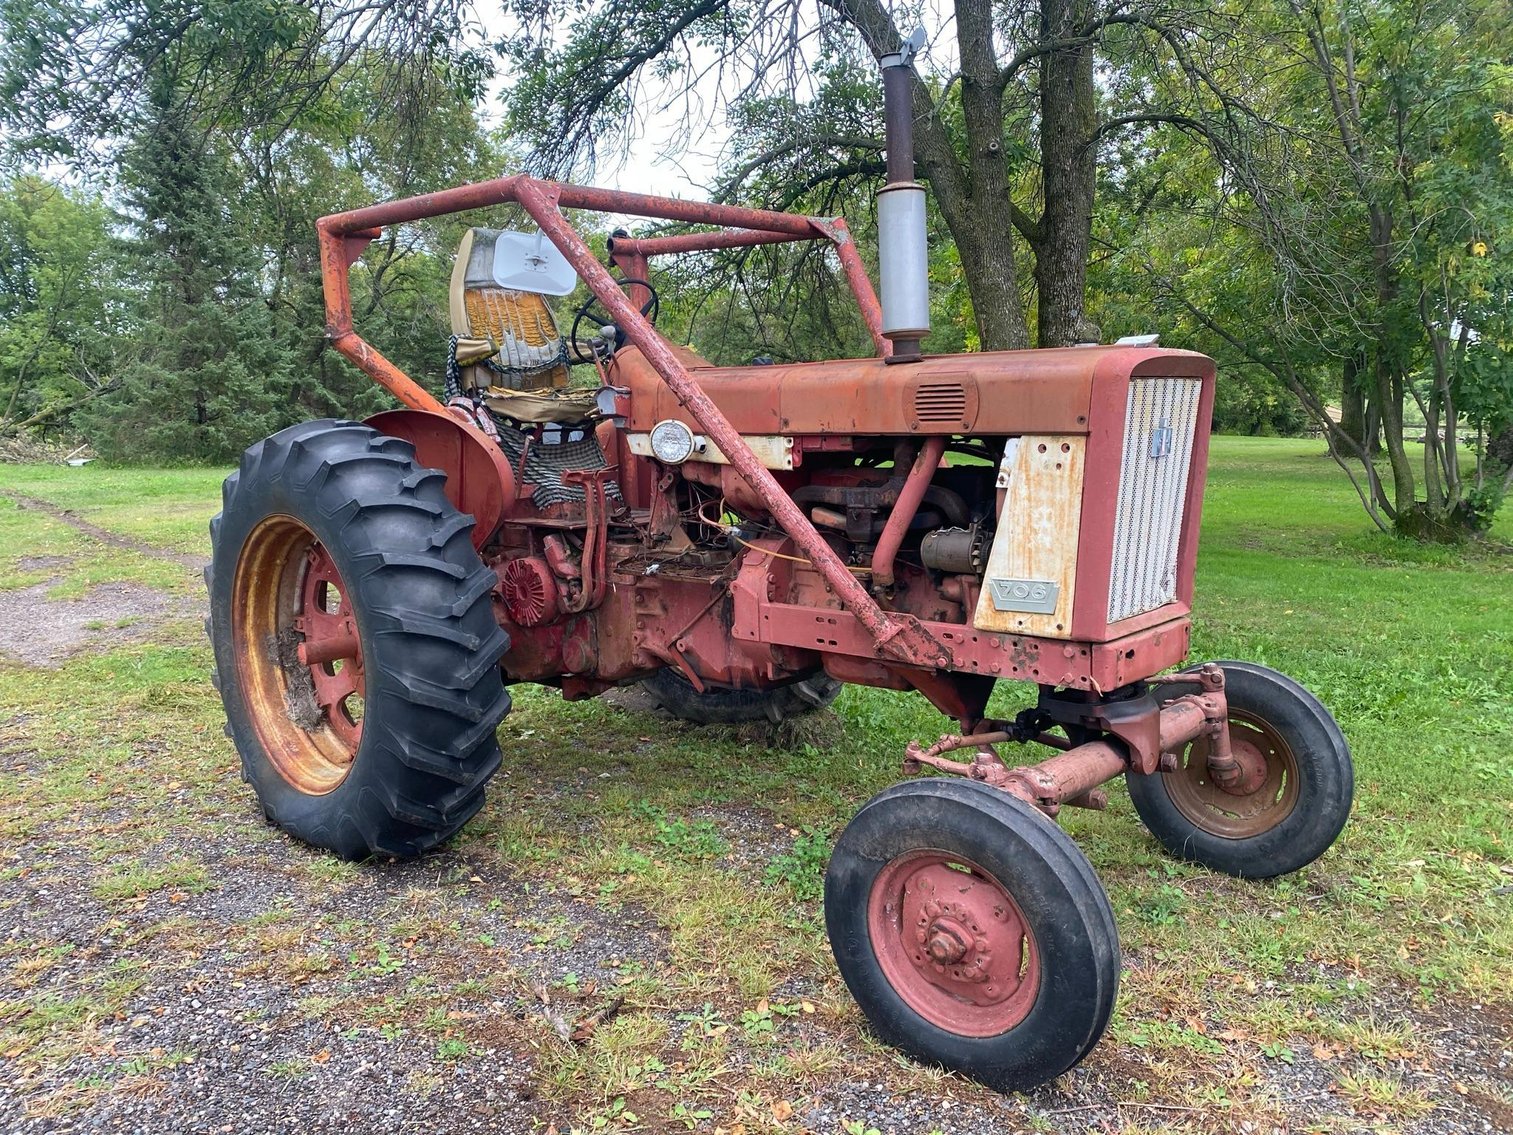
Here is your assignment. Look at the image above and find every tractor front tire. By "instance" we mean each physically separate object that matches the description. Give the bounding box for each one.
[826,779,1120,1093]
[207,420,511,860]
[1125,661,1353,878]
[639,668,841,725]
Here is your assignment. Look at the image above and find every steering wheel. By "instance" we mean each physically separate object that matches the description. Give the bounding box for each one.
[568,277,660,363]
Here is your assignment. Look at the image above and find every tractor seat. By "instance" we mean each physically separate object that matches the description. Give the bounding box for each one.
[449,227,599,424]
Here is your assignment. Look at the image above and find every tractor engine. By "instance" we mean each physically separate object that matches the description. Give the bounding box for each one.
[471,337,1210,724]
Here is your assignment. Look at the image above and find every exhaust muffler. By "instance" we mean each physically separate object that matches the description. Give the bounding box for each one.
[878,30,930,362]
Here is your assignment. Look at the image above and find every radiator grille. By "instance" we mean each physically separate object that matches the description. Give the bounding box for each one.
[1108,378,1203,624]
[913,382,967,423]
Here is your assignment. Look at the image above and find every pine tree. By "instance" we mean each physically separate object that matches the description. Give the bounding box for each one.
[80,81,294,463]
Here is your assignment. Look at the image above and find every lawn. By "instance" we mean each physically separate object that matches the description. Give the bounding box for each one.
[0,437,1508,1134]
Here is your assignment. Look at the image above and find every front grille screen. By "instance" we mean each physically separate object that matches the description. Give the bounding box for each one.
[1108,378,1202,623]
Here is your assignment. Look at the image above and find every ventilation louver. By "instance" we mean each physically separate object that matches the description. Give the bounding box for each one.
[913,382,968,424]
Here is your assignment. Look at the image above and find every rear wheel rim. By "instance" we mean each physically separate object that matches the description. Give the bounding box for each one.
[867,851,1041,1037]
[232,516,366,795]
[1165,710,1299,838]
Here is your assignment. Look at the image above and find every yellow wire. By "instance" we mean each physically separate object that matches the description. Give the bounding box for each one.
[700,498,871,574]
[733,532,874,574]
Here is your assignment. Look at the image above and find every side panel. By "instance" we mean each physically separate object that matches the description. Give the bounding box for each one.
[972,436,1086,637]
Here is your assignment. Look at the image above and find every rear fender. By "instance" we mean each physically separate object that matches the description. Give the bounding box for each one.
[365,409,516,547]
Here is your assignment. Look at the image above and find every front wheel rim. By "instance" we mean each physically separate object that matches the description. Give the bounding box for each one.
[232,516,366,795]
[867,851,1041,1037]
[1164,710,1300,838]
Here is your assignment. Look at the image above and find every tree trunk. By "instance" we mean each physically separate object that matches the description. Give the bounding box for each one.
[1033,0,1097,347]
[1365,204,1416,516]
[832,0,1031,351]
[934,0,1031,351]
[1374,355,1414,514]
[913,97,1031,350]
[1340,352,1367,449]
[1422,385,1444,510]
[947,219,1031,350]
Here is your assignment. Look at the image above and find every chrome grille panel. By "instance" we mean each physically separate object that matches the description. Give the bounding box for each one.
[1108,378,1203,623]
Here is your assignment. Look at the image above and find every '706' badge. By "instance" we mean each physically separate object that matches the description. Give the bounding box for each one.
[988,577,1061,614]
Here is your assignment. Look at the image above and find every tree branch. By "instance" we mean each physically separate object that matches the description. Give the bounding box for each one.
[714,133,882,201]
[1163,279,1395,530]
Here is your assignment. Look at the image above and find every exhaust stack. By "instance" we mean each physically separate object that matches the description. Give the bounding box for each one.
[878,30,929,363]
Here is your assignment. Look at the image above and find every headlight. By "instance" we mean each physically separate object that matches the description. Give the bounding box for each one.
[650,419,696,465]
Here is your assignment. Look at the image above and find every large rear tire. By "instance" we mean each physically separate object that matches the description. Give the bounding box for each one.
[207,419,511,860]
[1125,661,1353,878]
[825,779,1120,1093]
[639,668,841,725]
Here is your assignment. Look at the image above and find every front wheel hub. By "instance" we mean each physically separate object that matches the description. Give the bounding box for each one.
[924,918,971,965]
[1168,710,1300,837]
[869,853,1040,1036]
[1211,732,1272,796]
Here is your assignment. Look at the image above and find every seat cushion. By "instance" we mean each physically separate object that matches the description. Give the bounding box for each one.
[450,228,570,392]
[481,386,601,425]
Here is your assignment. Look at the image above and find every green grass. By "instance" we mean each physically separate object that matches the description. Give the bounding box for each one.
[0,439,1509,1132]
[0,464,227,556]
[0,489,204,597]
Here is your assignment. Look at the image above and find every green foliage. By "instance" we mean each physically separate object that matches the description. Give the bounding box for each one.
[656,241,879,367]
[0,1,492,163]
[0,174,121,432]
[1,2,508,462]
[77,90,293,464]
[1095,0,1513,531]
[224,60,513,427]
[632,802,729,860]
[762,827,830,901]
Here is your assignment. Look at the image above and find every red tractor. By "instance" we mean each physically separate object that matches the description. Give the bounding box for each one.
[206,50,1352,1092]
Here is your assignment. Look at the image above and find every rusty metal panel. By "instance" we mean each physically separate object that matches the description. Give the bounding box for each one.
[609,229,812,257]
[365,409,516,547]
[737,589,1191,693]
[1070,350,1215,643]
[972,436,1086,638]
[616,349,1109,436]
[904,371,979,430]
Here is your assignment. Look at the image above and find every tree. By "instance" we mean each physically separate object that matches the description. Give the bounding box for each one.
[3,1,514,459]
[0,1,492,167]
[0,175,123,435]
[77,85,295,463]
[1101,0,1512,536]
[1085,138,1322,437]
[497,0,1220,350]
[229,60,517,424]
